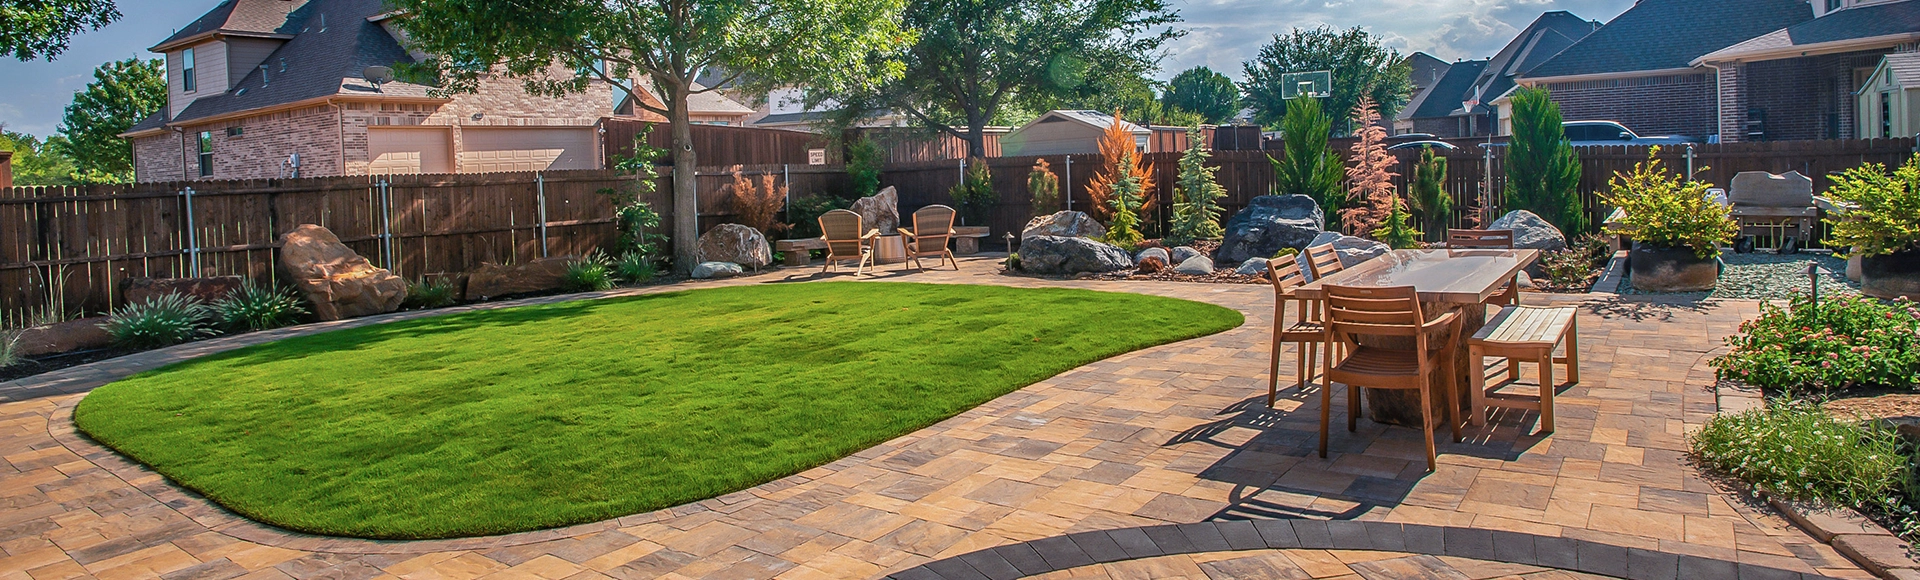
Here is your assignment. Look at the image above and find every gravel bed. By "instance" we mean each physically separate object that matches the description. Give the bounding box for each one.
[1619,250,1859,300]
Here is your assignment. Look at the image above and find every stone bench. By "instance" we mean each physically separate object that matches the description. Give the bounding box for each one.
[774,238,828,266]
[952,226,990,255]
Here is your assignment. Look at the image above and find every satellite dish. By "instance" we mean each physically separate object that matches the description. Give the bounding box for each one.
[362,66,394,91]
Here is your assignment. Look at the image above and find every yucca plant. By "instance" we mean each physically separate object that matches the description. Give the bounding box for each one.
[403,278,459,309]
[563,252,616,292]
[0,331,22,370]
[613,252,657,284]
[103,294,214,349]
[212,282,310,332]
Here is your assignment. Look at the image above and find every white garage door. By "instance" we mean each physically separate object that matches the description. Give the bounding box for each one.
[366,127,453,174]
[459,127,598,173]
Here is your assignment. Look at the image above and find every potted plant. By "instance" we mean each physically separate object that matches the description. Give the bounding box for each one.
[1601,148,1737,292]
[1825,154,1920,299]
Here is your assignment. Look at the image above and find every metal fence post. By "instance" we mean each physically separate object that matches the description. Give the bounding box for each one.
[378,178,394,270]
[783,163,791,214]
[182,187,199,275]
[1063,156,1073,211]
[536,172,549,258]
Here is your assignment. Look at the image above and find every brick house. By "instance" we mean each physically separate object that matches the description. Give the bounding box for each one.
[120,0,634,182]
[1694,0,1920,142]
[1396,11,1600,138]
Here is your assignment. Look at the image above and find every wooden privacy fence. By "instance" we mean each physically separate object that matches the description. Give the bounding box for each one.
[602,119,833,167]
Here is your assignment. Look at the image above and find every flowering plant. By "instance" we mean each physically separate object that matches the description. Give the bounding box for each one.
[1711,293,1920,395]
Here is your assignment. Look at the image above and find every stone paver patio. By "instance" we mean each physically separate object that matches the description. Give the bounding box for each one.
[0,257,1874,579]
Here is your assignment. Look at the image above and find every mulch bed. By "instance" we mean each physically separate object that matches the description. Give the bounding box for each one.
[1,347,138,383]
[1825,392,1920,421]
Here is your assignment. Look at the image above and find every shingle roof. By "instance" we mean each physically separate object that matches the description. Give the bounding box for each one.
[1698,0,1920,63]
[1523,0,1812,79]
[1404,52,1451,92]
[1466,11,1599,110]
[153,0,308,50]
[1875,52,1920,90]
[1400,59,1487,120]
[169,0,425,124]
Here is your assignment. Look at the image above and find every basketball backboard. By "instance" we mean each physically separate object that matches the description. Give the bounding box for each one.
[1282,71,1332,100]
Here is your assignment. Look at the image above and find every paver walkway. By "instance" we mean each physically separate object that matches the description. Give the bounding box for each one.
[0,257,1872,580]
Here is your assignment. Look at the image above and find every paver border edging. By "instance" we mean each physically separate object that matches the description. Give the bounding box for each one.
[883,520,1842,580]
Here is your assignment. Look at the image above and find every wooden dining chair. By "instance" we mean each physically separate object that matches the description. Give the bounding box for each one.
[1318,284,1462,472]
[818,209,878,274]
[1266,258,1326,407]
[898,205,959,271]
[1304,244,1344,280]
[1448,229,1520,307]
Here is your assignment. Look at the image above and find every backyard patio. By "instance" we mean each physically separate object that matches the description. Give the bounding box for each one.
[0,256,1875,580]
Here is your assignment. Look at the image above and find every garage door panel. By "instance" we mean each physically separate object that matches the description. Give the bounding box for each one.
[367,128,453,175]
[459,128,597,173]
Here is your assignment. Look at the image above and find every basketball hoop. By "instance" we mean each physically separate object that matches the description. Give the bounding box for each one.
[1282,70,1332,100]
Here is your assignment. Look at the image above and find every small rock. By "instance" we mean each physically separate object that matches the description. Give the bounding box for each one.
[1488,210,1568,253]
[1173,256,1215,275]
[1023,211,1107,240]
[1135,247,1170,264]
[1236,257,1271,277]
[1305,231,1390,268]
[1170,246,1202,264]
[1136,256,1168,273]
[692,262,744,279]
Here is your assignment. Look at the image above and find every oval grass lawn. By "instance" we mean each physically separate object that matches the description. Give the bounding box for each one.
[74,282,1242,539]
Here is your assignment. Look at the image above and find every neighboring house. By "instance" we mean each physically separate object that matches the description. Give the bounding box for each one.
[998,110,1147,157]
[1694,0,1920,141]
[1856,52,1920,138]
[1514,0,1814,141]
[120,0,625,182]
[1394,52,1454,134]
[1398,11,1599,138]
[612,82,756,126]
[746,87,913,132]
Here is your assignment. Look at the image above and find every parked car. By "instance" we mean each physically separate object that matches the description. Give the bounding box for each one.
[1387,133,1438,142]
[1563,121,1694,147]
[1386,140,1458,151]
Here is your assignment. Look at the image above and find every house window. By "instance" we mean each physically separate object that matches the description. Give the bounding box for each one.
[182,48,196,92]
[1883,92,1895,139]
[197,131,213,177]
[1826,0,1845,13]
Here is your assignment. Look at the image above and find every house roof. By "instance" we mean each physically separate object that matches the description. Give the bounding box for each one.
[1028,110,1147,133]
[170,0,427,125]
[1696,0,1920,63]
[1523,0,1812,79]
[1400,59,1488,121]
[1404,52,1451,92]
[1869,52,1920,91]
[1465,11,1599,111]
[622,82,756,117]
[153,0,308,51]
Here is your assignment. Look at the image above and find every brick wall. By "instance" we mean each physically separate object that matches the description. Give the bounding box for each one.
[1541,72,1717,139]
[1411,117,1473,138]
[130,133,185,183]
[1742,51,1889,141]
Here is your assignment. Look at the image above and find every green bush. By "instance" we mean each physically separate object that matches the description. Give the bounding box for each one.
[104,294,214,349]
[212,283,309,331]
[1691,399,1907,512]
[0,331,21,369]
[1712,294,1920,395]
[403,278,459,310]
[1824,154,1920,258]
[1167,127,1226,247]
[1600,147,1736,258]
[1506,87,1585,234]
[614,252,657,284]
[1272,247,1300,259]
[562,253,615,292]
[846,136,885,198]
[1006,252,1021,271]
[786,194,850,240]
[950,159,996,227]
[1539,234,1612,291]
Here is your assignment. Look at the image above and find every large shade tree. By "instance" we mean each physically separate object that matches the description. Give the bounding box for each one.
[1,0,118,60]
[1161,66,1238,124]
[836,0,1181,158]
[1241,26,1412,133]
[388,0,909,272]
[57,57,165,183]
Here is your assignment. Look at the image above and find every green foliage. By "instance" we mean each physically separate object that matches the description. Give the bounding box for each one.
[1823,155,1920,258]
[1162,66,1239,124]
[402,278,459,310]
[1166,127,1225,246]
[211,283,309,332]
[1380,197,1421,250]
[786,194,851,239]
[600,126,671,264]
[1103,156,1146,248]
[1712,294,1920,396]
[56,57,165,182]
[1028,158,1061,218]
[1600,147,1736,258]
[1271,97,1345,230]
[1506,87,1585,233]
[0,330,21,369]
[613,252,658,284]
[0,130,77,186]
[1539,234,1612,292]
[1407,145,1451,240]
[1272,247,1300,259]
[1006,252,1021,271]
[846,135,885,197]
[562,253,616,293]
[1,0,118,60]
[948,159,996,226]
[1691,399,1908,513]
[1341,98,1396,238]
[73,282,1240,539]
[1241,26,1414,132]
[104,294,214,349]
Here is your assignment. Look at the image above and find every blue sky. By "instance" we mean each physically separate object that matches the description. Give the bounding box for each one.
[0,0,1637,138]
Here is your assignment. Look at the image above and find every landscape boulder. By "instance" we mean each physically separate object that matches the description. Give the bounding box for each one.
[279,224,406,321]
[850,186,900,235]
[1173,256,1215,275]
[696,223,772,269]
[1017,236,1133,275]
[1215,195,1325,265]
[12,316,110,357]
[464,256,577,300]
[1235,257,1271,277]
[1023,211,1107,240]
[692,262,744,279]
[1488,210,1568,253]
[1729,171,1814,207]
[1136,256,1168,273]
[1301,231,1389,273]
[1170,246,1202,264]
[1135,247,1170,265]
[122,276,243,305]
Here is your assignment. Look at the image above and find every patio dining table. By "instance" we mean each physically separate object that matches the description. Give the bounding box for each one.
[1293,248,1540,426]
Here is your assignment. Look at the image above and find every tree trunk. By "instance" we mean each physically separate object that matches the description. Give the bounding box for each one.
[669,90,699,275]
[965,124,987,159]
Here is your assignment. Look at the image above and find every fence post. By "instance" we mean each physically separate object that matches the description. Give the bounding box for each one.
[1064,156,1073,211]
[379,178,394,270]
[1685,143,1696,177]
[536,172,549,258]
[783,164,791,214]
[182,187,200,276]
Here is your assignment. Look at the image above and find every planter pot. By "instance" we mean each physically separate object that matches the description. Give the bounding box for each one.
[873,234,907,264]
[1861,250,1920,300]
[1629,243,1719,292]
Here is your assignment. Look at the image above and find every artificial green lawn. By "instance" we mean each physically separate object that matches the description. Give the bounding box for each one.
[74,282,1241,539]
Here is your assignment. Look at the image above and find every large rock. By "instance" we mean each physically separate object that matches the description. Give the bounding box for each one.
[850,186,900,235]
[464,256,576,300]
[1173,256,1215,275]
[12,316,110,357]
[1730,171,1814,208]
[1023,211,1106,240]
[1135,247,1169,264]
[1487,210,1568,253]
[696,224,772,269]
[1018,236,1133,275]
[692,262,744,279]
[1170,246,1202,264]
[1235,257,1271,277]
[279,224,406,321]
[122,276,243,305]
[1299,232,1389,275]
[1215,195,1325,265]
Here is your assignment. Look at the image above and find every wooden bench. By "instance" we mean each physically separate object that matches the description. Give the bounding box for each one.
[1468,306,1579,433]
[952,226,990,255]
[774,238,828,266]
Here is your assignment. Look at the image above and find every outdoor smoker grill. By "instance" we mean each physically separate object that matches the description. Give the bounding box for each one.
[1725,170,1818,254]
